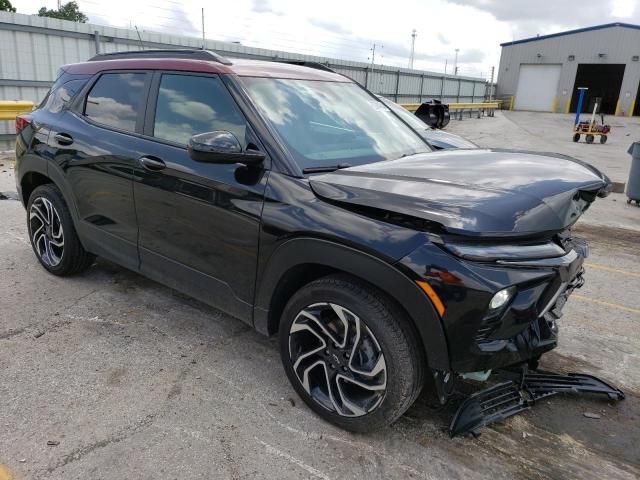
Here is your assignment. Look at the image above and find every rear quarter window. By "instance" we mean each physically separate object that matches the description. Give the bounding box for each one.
[41,79,87,113]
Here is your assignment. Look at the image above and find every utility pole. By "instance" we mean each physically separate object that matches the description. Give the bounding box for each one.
[454,48,459,75]
[366,43,378,91]
[408,29,417,69]
[489,66,495,101]
[57,0,61,9]
[440,59,448,100]
[370,43,378,66]
[201,8,205,50]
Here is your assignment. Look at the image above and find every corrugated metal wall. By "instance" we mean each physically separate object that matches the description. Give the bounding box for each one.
[0,11,492,149]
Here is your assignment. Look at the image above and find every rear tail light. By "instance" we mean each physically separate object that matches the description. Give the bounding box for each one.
[15,114,32,134]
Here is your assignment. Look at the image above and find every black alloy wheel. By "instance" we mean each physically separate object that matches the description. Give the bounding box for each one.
[280,275,425,432]
[27,184,95,275]
[288,302,387,417]
[29,195,65,268]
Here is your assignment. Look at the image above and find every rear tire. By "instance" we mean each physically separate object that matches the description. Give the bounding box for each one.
[586,134,595,144]
[279,274,425,432]
[27,184,95,276]
[600,135,607,144]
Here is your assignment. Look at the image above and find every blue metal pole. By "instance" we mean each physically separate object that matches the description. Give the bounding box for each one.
[575,88,587,126]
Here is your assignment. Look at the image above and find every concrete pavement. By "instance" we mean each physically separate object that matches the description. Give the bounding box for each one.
[1,130,640,480]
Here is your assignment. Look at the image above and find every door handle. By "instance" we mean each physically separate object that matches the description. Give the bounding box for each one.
[139,156,166,171]
[54,133,74,146]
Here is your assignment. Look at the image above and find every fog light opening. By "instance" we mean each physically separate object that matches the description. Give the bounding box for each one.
[489,287,515,310]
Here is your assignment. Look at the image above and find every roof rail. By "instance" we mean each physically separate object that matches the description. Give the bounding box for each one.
[276,60,335,73]
[88,49,233,65]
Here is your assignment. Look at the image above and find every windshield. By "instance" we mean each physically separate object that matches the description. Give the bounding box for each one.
[377,95,430,131]
[240,77,430,170]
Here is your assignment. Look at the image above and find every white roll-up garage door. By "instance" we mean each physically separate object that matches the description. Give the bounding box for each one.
[514,64,562,112]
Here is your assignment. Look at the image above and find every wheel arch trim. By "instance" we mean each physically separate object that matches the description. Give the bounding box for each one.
[19,157,81,224]
[253,237,450,371]
[17,153,49,206]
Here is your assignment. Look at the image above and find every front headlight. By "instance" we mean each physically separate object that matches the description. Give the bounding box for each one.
[441,241,566,262]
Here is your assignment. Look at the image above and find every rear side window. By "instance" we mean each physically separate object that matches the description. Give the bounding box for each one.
[42,79,86,113]
[152,74,247,146]
[84,73,146,132]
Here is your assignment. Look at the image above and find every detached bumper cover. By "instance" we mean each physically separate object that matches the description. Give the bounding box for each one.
[449,370,625,437]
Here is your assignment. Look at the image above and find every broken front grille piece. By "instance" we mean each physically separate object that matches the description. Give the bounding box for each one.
[448,369,625,438]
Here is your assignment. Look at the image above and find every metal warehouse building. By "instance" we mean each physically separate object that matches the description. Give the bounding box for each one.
[497,23,640,116]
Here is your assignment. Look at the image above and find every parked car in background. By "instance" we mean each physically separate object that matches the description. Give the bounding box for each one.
[15,50,612,432]
[377,95,477,149]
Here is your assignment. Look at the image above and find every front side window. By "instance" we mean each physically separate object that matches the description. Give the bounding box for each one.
[153,74,248,147]
[84,73,146,132]
[240,77,429,170]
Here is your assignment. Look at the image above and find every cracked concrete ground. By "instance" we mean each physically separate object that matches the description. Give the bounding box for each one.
[1,124,640,480]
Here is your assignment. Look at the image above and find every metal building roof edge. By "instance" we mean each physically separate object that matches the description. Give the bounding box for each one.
[500,22,640,47]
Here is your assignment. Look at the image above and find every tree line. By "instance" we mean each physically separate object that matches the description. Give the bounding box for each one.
[1,1,88,23]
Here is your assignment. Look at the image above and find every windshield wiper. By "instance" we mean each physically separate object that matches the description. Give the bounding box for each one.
[302,163,352,174]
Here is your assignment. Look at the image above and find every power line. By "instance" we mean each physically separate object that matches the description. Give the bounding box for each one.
[83,12,372,61]
[78,2,486,76]
[80,1,376,52]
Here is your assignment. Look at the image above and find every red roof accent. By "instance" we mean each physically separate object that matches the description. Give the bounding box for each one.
[62,57,350,82]
[63,58,234,75]
[229,59,350,81]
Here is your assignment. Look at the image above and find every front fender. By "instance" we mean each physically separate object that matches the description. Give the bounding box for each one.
[253,237,450,371]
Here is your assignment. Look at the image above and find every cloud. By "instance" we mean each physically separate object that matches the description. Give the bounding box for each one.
[446,0,640,38]
[86,96,137,130]
[158,7,200,36]
[308,18,351,35]
[448,0,609,21]
[437,33,450,45]
[458,48,486,63]
[251,0,284,15]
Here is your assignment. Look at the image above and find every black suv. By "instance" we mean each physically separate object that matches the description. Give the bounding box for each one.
[15,50,611,432]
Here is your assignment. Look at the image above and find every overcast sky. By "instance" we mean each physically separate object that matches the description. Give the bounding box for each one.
[13,0,640,79]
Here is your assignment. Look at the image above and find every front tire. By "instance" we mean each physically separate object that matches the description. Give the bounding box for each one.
[27,184,95,276]
[279,274,424,432]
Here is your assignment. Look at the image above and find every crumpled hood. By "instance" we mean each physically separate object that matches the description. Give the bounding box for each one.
[309,149,611,237]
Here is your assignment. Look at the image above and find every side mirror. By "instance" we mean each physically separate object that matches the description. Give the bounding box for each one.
[188,131,265,165]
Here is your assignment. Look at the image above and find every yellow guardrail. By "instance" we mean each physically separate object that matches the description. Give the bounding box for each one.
[0,101,34,120]
[401,101,501,113]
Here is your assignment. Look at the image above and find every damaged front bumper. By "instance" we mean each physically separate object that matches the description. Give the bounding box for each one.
[400,237,588,377]
[449,369,625,437]
[471,249,586,369]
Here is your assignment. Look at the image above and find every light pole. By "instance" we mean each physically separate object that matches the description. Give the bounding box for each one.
[408,29,417,69]
[454,48,459,75]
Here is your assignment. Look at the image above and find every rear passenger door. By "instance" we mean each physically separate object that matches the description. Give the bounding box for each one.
[133,72,269,322]
[54,71,151,270]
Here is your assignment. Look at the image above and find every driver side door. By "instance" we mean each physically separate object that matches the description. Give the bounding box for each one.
[133,72,269,322]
